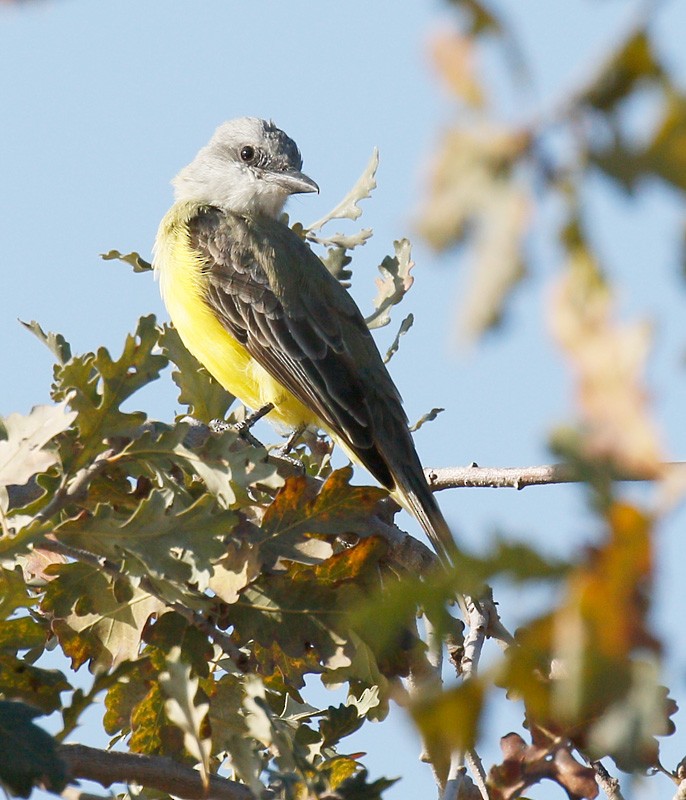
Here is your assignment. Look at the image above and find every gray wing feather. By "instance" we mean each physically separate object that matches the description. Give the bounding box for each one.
[188,205,416,490]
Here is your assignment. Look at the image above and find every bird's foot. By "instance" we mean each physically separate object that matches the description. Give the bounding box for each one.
[210,403,274,449]
[270,425,307,472]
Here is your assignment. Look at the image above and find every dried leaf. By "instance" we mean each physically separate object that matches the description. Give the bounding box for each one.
[308,149,379,231]
[500,500,664,767]
[488,730,598,800]
[409,407,444,433]
[101,249,153,273]
[365,239,415,330]
[417,123,529,250]
[383,314,414,364]
[259,467,387,564]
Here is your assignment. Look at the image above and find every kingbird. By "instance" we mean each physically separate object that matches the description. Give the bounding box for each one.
[154,117,456,564]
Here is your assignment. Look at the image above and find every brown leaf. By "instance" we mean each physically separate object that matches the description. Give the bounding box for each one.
[488,730,598,800]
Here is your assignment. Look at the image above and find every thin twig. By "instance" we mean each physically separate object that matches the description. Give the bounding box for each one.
[591,760,625,800]
[58,743,254,800]
[424,462,684,492]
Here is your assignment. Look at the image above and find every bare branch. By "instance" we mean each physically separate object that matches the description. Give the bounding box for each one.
[424,462,685,491]
[58,743,254,800]
[592,760,626,800]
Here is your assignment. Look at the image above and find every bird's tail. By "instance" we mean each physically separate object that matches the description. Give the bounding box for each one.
[392,466,457,568]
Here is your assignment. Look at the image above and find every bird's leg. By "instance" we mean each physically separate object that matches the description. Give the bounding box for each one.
[210,403,274,449]
[277,425,306,457]
[270,425,307,472]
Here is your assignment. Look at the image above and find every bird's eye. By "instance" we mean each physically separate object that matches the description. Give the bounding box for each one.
[240,145,256,163]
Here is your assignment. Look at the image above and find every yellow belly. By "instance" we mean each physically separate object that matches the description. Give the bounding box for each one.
[154,204,318,430]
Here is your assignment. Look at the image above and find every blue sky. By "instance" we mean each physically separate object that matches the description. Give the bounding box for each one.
[3,1,686,797]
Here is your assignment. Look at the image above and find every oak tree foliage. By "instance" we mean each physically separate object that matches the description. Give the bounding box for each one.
[2,1,686,798]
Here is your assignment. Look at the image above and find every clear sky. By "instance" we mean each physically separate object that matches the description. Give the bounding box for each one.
[3,1,686,797]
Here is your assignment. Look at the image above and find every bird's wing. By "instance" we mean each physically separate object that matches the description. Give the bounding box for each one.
[188,205,413,489]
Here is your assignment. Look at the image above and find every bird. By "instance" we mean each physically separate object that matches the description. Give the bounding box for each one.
[153,117,457,565]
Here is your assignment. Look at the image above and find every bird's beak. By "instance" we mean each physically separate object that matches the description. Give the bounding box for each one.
[272,169,319,195]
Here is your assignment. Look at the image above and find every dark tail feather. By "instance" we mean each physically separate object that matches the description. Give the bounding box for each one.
[393,467,457,568]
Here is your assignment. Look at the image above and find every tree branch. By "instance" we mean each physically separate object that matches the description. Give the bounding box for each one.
[424,462,685,491]
[591,760,625,800]
[58,743,254,800]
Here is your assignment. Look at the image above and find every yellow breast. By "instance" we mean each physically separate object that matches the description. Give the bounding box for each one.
[153,203,318,430]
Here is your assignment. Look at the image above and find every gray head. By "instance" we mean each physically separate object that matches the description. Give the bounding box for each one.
[173,117,319,218]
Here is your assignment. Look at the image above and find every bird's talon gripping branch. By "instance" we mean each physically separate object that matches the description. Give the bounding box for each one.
[235,402,275,433]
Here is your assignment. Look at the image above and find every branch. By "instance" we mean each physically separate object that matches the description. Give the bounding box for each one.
[424,462,685,491]
[58,743,253,800]
[591,760,626,800]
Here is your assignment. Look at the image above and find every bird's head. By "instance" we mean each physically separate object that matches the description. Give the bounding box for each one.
[172,117,319,218]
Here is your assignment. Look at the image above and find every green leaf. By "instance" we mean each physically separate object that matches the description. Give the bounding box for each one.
[0,701,68,797]
[0,617,47,654]
[20,320,72,364]
[411,679,485,767]
[308,149,379,231]
[101,249,153,273]
[52,315,168,469]
[592,92,686,195]
[365,239,415,330]
[308,228,373,251]
[319,703,364,748]
[319,246,353,285]
[0,402,76,488]
[582,33,663,113]
[130,681,184,756]
[158,324,234,423]
[0,655,70,713]
[589,659,677,771]
[159,647,211,786]
[54,491,236,590]
[334,768,398,800]
[0,567,35,620]
[41,562,163,671]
